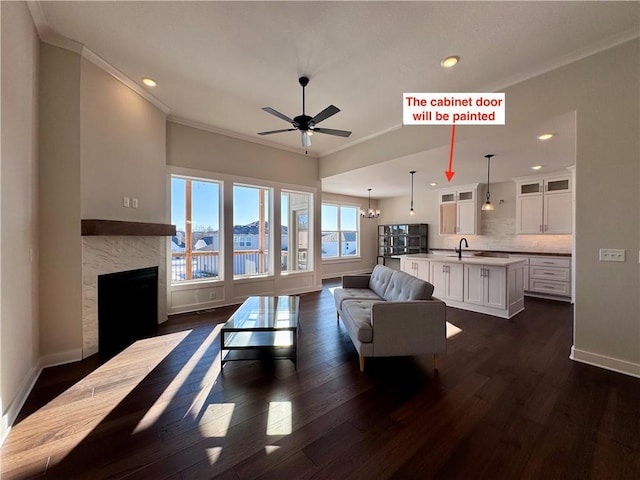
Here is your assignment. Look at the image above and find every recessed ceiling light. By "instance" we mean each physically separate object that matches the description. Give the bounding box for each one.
[537,133,554,140]
[531,165,543,170]
[142,77,157,87]
[440,56,460,68]
[429,182,438,186]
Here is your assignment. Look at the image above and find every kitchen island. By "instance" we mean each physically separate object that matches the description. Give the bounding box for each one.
[398,253,526,319]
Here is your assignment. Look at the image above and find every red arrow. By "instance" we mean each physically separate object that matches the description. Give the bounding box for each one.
[445,124,456,182]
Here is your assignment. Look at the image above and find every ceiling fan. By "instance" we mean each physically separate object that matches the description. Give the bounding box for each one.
[258,76,352,151]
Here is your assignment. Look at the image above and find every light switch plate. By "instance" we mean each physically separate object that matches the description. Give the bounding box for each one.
[599,248,625,262]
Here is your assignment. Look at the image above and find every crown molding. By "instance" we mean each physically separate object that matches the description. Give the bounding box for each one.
[167,115,319,158]
[79,48,170,114]
[26,1,170,115]
[478,27,640,96]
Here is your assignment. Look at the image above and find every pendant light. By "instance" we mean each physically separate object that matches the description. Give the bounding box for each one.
[409,171,416,216]
[482,154,495,211]
[360,188,380,218]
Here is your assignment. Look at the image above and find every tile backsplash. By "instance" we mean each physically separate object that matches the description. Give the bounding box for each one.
[434,217,572,254]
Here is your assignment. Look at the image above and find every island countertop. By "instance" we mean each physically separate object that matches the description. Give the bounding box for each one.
[394,253,527,267]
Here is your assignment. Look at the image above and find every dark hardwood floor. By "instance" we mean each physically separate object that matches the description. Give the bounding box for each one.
[2,279,639,479]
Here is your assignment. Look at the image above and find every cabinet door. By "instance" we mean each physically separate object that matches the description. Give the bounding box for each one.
[484,266,506,309]
[430,262,447,299]
[516,195,543,234]
[440,203,457,235]
[544,192,572,234]
[518,180,543,196]
[447,263,464,301]
[457,201,476,234]
[544,176,571,194]
[464,264,485,305]
[415,260,430,282]
[399,257,410,274]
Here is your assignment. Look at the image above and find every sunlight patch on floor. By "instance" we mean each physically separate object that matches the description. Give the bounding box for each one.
[446,322,463,339]
[4,330,192,464]
[196,403,235,437]
[327,286,338,297]
[206,446,223,464]
[133,326,222,434]
[264,445,281,455]
[266,401,292,435]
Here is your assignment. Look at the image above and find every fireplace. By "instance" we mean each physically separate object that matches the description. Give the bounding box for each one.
[98,266,158,357]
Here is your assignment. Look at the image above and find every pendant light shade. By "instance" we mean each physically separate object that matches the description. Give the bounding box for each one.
[482,154,495,211]
[360,188,380,218]
[409,171,416,216]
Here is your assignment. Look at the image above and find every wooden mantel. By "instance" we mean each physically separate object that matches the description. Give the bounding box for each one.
[81,219,176,236]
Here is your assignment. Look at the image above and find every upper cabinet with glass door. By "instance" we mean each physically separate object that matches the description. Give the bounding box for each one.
[439,184,479,235]
[514,171,573,234]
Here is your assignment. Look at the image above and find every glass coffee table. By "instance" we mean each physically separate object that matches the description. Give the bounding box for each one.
[220,296,300,369]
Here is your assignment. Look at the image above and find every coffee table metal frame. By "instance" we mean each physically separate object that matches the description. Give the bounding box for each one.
[220,295,300,369]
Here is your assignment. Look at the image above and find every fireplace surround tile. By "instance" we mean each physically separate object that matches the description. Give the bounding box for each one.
[82,236,168,357]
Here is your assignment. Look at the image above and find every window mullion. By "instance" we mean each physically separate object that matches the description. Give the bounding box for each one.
[185,180,193,280]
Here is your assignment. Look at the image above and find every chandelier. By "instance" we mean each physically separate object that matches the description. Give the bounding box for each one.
[360,188,380,218]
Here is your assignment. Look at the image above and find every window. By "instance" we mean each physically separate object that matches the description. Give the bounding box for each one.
[321,204,359,259]
[171,176,221,283]
[281,190,312,273]
[233,184,272,277]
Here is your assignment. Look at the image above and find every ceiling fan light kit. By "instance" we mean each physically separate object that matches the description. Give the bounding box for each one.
[258,76,352,152]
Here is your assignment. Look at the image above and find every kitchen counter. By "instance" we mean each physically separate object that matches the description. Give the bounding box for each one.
[429,248,571,257]
[394,253,528,267]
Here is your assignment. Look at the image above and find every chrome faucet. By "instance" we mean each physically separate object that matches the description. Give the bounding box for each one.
[455,237,469,260]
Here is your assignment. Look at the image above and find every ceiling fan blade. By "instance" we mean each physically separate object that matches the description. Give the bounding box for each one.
[312,127,352,138]
[262,107,295,124]
[311,105,340,125]
[257,128,297,136]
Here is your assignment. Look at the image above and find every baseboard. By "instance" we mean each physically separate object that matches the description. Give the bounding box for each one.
[570,346,640,378]
[321,268,372,280]
[40,348,83,369]
[1,365,42,446]
[280,283,324,296]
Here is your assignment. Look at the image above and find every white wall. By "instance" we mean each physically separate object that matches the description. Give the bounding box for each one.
[80,58,167,223]
[0,0,40,442]
[323,39,640,377]
[39,44,168,365]
[38,43,83,366]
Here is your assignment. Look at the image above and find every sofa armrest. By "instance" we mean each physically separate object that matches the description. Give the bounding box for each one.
[342,274,371,289]
[369,300,447,356]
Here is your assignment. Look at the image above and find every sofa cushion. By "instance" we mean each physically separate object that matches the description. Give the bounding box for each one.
[383,270,434,301]
[368,264,394,298]
[341,300,375,343]
[334,287,382,311]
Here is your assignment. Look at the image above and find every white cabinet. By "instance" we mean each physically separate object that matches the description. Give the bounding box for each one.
[439,184,479,235]
[528,256,571,299]
[428,257,525,318]
[464,264,506,309]
[515,173,573,234]
[430,261,463,301]
[509,255,529,291]
[399,257,430,282]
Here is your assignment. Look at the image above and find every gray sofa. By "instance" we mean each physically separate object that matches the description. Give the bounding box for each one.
[334,264,447,372]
